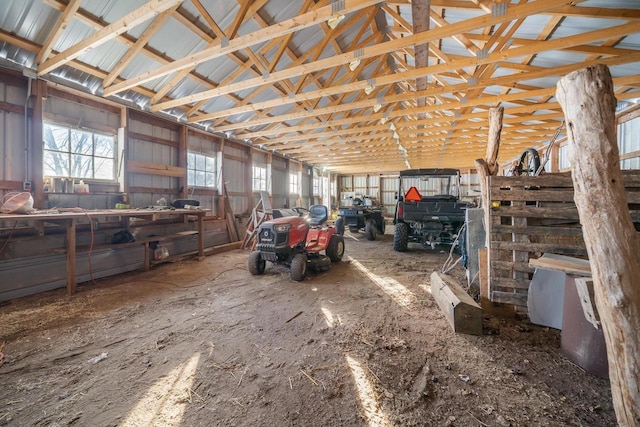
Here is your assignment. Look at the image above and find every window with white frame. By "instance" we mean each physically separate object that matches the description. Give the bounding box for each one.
[558,144,571,170]
[43,123,115,180]
[253,165,267,191]
[313,176,320,195]
[187,151,216,188]
[618,115,640,170]
[289,173,299,194]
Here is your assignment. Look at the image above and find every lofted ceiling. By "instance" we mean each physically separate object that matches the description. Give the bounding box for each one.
[0,0,639,174]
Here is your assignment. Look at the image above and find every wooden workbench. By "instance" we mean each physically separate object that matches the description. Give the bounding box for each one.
[0,208,206,295]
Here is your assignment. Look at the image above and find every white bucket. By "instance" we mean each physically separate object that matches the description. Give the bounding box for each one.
[1,192,34,214]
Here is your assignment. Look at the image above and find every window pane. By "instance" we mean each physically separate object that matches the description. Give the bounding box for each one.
[94,134,114,157]
[43,123,117,182]
[195,154,206,171]
[188,169,195,185]
[95,157,114,179]
[196,171,206,186]
[205,156,215,172]
[44,125,69,151]
[205,172,215,187]
[187,152,195,168]
[43,151,69,176]
[71,129,93,155]
[70,154,92,178]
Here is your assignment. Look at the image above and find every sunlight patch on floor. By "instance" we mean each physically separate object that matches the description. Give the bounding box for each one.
[321,305,343,328]
[348,256,417,308]
[345,354,391,427]
[120,352,201,427]
[345,232,360,241]
[419,284,432,294]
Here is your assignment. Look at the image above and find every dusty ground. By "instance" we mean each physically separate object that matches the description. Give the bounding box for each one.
[0,226,615,426]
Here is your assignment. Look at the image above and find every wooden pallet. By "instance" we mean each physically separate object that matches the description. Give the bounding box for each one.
[487,171,640,314]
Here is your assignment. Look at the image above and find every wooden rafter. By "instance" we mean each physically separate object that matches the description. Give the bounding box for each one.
[35,0,83,65]
[2,0,639,173]
[102,4,180,87]
[157,0,582,114]
[103,0,382,97]
[38,0,184,76]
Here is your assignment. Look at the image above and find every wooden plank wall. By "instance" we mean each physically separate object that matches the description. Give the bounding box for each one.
[488,171,640,315]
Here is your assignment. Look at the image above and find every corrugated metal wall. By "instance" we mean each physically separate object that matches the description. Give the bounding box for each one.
[300,165,312,207]
[223,143,249,215]
[128,114,180,208]
[337,172,480,215]
[380,176,399,214]
[44,96,120,130]
[0,77,27,192]
[271,155,288,208]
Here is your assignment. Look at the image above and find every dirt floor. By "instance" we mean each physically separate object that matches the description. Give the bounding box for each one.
[0,226,616,426]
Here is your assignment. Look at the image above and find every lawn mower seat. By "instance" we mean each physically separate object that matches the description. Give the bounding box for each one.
[308,204,328,226]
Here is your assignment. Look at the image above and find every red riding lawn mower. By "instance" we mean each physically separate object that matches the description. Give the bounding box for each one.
[248,205,345,281]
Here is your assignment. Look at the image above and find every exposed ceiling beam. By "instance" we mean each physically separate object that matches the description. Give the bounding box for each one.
[38,0,184,76]
[103,0,382,96]
[157,0,585,113]
[103,4,180,87]
[35,0,83,65]
[214,45,640,133]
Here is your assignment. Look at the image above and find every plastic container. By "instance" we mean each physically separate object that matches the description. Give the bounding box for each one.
[154,246,169,260]
[75,180,89,194]
[1,192,34,214]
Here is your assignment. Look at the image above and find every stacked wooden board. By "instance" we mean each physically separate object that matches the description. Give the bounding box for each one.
[487,171,640,314]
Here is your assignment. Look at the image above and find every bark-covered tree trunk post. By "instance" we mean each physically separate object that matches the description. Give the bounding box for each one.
[556,64,640,426]
[474,107,503,309]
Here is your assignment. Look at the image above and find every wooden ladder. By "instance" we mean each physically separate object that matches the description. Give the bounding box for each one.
[242,191,273,250]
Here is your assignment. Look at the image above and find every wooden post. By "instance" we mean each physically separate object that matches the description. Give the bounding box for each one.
[474,107,503,309]
[412,0,430,121]
[178,125,188,199]
[66,218,76,295]
[556,64,640,426]
[30,79,47,208]
[474,106,503,210]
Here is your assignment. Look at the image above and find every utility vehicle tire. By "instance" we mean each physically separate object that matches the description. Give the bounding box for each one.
[334,217,345,236]
[364,219,376,241]
[290,254,308,281]
[393,222,409,252]
[377,217,386,235]
[248,251,266,275]
[327,234,345,262]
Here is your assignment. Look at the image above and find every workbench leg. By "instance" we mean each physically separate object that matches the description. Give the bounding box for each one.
[66,219,77,295]
[197,214,205,260]
[144,242,150,271]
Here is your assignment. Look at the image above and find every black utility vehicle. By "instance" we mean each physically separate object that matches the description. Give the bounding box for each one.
[393,169,468,251]
[336,195,386,240]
